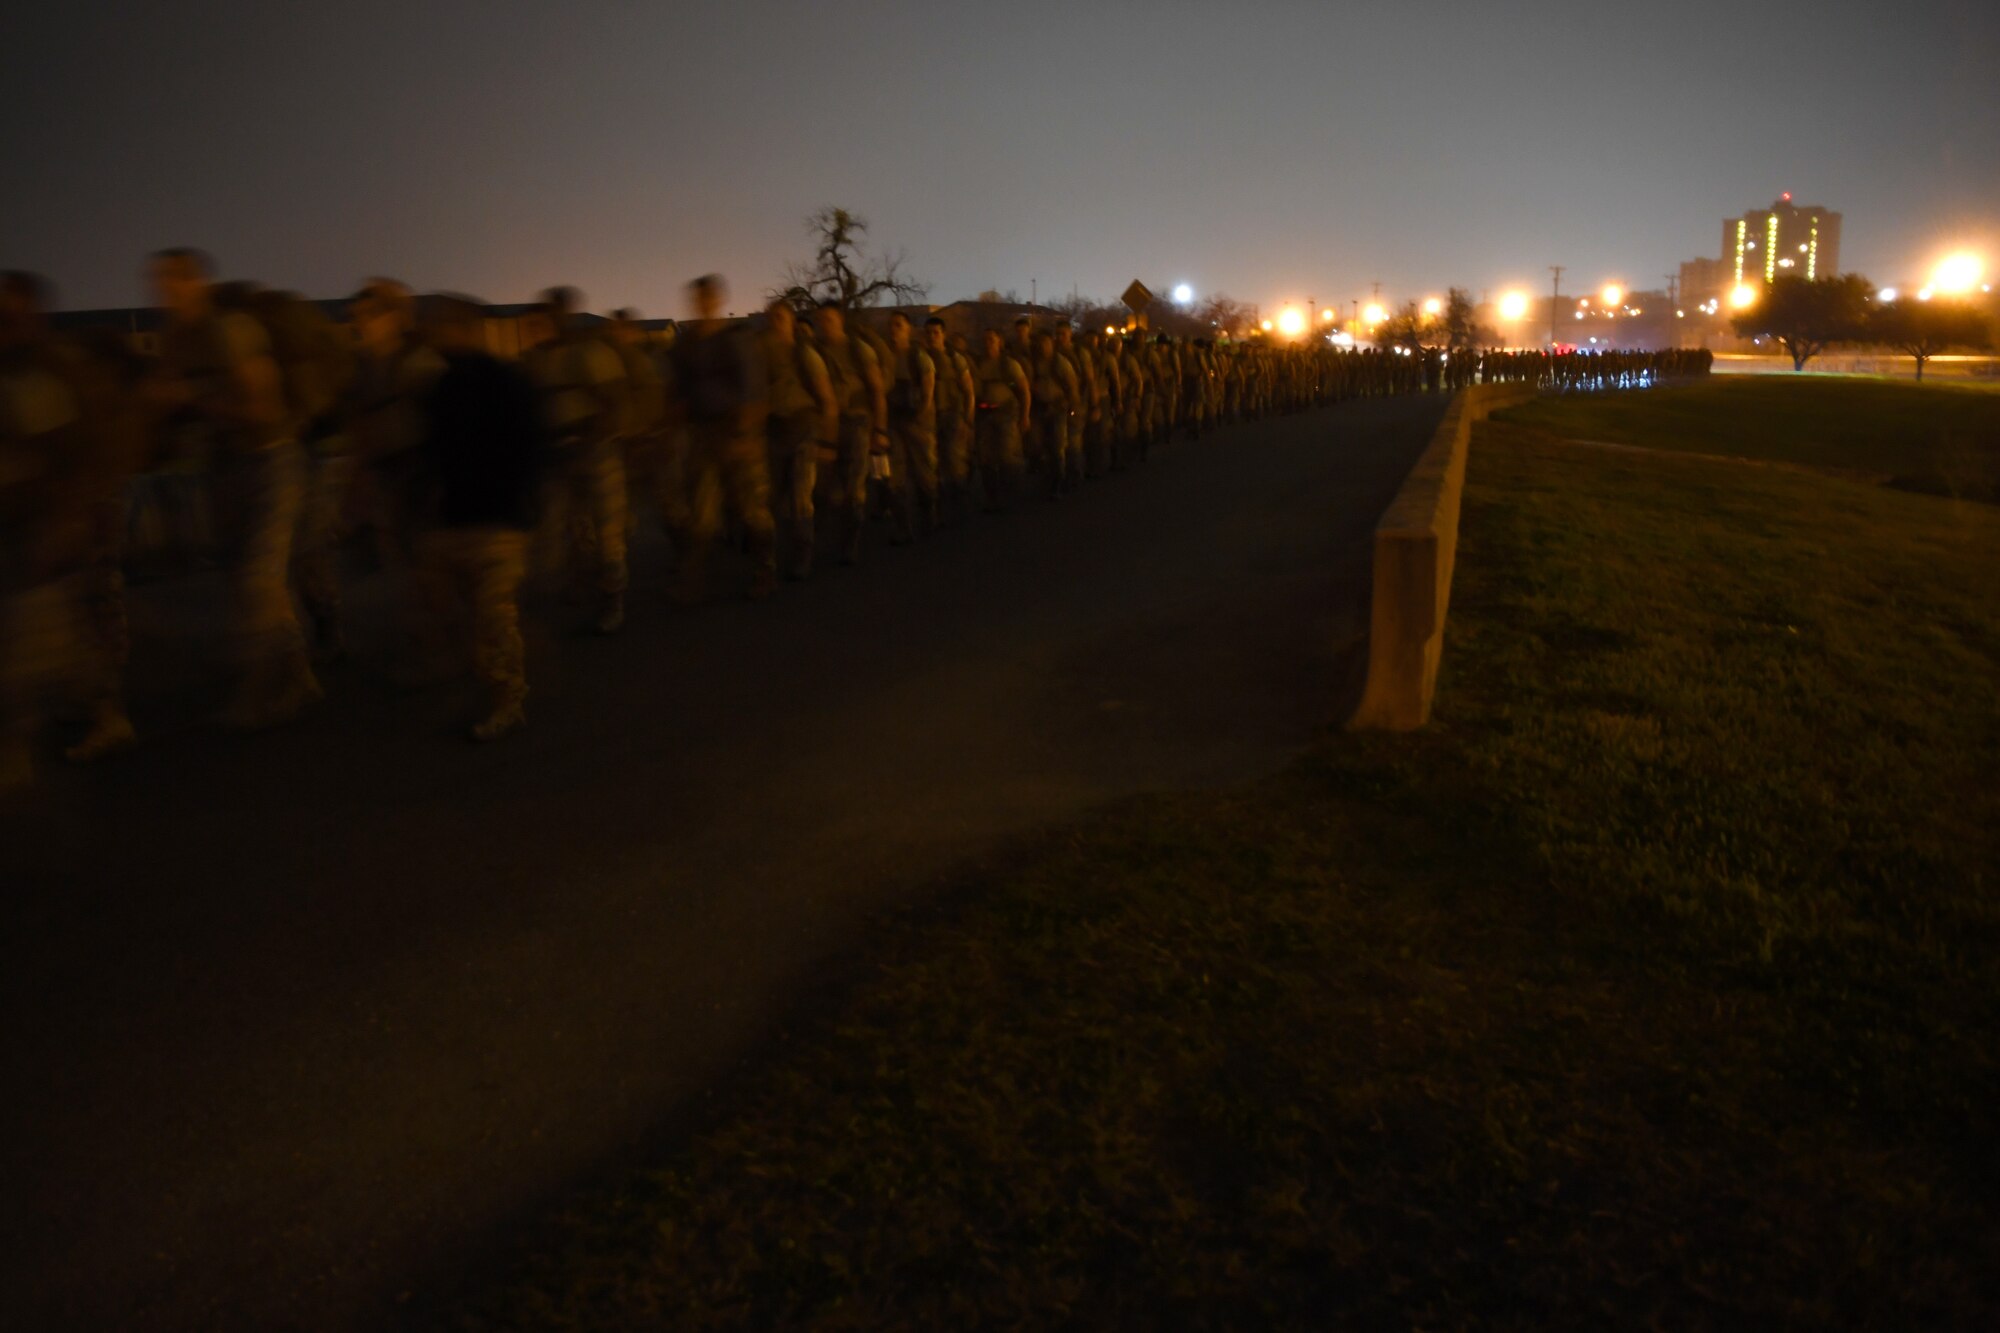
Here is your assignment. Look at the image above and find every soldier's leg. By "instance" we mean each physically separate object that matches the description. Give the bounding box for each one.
[224,442,320,727]
[909,422,938,530]
[675,426,724,602]
[884,421,917,545]
[293,449,354,656]
[1,580,74,791]
[656,427,694,570]
[770,413,817,579]
[463,527,530,741]
[68,494,136,760]
[585,436,628,632]
[933,409,962,523]
[723,428,777,597]
[839,419,870,565]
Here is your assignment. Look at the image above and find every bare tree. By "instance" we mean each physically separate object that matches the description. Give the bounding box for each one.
[772,207,928,313]
[1196,293,1253,338]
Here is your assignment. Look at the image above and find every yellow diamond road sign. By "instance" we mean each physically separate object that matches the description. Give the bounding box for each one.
[1120,280,1153,313]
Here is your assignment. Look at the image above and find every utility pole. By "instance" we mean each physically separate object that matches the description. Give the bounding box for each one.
[1664,273,1678,307]
[1031,278,1037,306]
[1548,265,1565,348]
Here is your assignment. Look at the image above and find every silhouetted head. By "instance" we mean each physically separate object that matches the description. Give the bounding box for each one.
[149,247,214,319]
[689,275,725,324]
[0,270,52,348]
[812,299,845,343]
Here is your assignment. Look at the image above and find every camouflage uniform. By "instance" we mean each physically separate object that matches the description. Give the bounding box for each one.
[671,321,775,598]
[2,340,109,785]
[813,327,882,565]
[883,336,937,540]
[926,327,974,523]
[159,309,320,725]
[972,341,1029,511]
[526,328,629,617]
[762,321,831,578]
[1026,340,1077,500]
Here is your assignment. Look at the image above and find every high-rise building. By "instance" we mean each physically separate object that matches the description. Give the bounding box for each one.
[1677,256,1731,310]
[1723,193,1842,287]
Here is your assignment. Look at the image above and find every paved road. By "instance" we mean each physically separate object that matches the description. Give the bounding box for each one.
[3,394,1446,1331]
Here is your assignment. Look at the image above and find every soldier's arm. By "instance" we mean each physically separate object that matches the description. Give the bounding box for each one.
[803,349,838,441]
[860,346,887,437]
[217,315,285,430]
[1011,363,1031,432]
[917,350,935,416]
[954,357,975,419]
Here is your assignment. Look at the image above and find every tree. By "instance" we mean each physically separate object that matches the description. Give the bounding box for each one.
[772,207,928,312]
[1048,292,1129,332]
[1867,297,1992,381]
[1441,288,1494,349]
[1373,300,1431,352]
[1196,293,1254,339]
[1731,274,1871,371]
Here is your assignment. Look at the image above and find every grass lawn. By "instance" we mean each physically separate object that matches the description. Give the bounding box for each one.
[461,410,2000,1330]
[1496,375,2000,502]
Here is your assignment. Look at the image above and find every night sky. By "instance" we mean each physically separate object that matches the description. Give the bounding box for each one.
[5,0,1995,316]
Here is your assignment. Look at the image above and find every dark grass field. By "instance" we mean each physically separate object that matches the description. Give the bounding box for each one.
[459,400,2000,1330]
[1497,375,2000,502]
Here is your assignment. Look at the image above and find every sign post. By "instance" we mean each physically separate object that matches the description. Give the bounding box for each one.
[1120,280,1154,331]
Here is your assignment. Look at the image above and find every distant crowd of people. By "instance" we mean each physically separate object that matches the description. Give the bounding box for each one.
[0,252,1712,785]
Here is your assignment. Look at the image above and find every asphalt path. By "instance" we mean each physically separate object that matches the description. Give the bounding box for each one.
[3,393,1447,1331]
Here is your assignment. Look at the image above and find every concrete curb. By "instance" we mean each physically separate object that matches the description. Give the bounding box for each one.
[1347,383,1537,731]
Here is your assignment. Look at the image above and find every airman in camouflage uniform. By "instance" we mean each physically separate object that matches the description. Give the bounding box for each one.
[149,248,321,727]
[971,327,1030,511]
[1026,330,1077,500]
[761,300,835,579]
[1,272,136,788]
[522,287,630,632]
[810,302,885,566]
[669,275,775,601]
[924,316,975,524]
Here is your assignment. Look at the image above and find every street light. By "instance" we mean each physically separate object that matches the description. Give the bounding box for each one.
[1601,283,1624,307]
[1172,283,1194,304]
[1497,290,1530,321]
[1930,252,1983,296]
[1877,287,1898,302]
[1362,302,1387,324]
[1729,283,1757,309]
[1277,307,1306,336]
[1422,297,1442,316]
[1260,318,1273,332]
[1320,308,1336,322]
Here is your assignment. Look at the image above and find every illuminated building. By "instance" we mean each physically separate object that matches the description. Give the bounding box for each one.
[1723,194,1842,286]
